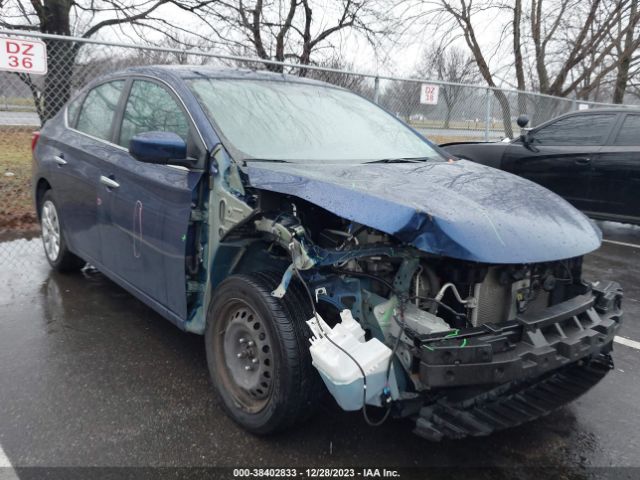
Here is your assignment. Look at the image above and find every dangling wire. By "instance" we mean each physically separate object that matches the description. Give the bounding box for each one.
[291,264,393,427]
[387,295,407,384]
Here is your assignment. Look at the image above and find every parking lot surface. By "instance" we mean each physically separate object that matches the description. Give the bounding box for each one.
[0,221,639,476]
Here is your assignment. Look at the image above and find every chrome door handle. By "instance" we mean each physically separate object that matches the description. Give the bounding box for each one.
[53,155,67,165]
[100,175,120,189]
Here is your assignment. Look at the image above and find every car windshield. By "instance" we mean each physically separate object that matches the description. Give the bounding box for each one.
[188,78,444,163]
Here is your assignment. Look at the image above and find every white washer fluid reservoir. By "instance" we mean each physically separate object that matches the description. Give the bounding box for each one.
[307,310,398,411]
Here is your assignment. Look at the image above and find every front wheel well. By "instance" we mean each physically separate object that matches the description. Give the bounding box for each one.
[35,178,51,219]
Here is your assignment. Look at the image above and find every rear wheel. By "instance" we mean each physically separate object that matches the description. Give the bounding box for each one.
[205,272,323,434]
[40,191,85,272]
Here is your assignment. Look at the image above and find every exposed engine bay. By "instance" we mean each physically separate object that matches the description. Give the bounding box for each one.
[231,195,623,438]
[184,149,625,441]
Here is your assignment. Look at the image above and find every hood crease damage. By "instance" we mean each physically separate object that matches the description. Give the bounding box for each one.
[246,160,602,264]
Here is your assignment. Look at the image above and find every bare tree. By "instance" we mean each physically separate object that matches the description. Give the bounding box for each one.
[528,0,640,108]
[417,0,640,131]
[305,56,375,98]
[379,80,423,121]
[0,0,216,121]
[202,0,394,72]
[70,32,214,90]
[420,45,479,128]
[612,0,639,103]
[512,0,527,113]
[434,0,516,136]
[529,0,632,98]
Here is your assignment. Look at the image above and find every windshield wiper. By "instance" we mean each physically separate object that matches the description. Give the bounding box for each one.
[365,157,430,164]
[244,158,291,163]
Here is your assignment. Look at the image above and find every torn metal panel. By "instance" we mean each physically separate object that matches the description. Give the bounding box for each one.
[186,146,255,334]
[246,160,602,264]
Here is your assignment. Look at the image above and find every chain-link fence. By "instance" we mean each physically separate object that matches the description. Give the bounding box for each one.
[0,29,629,269]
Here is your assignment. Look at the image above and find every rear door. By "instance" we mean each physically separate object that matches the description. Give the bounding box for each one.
[52,80,126,264]
[99,78,205,320]
[591,113,640,221]
[502,113,617,211]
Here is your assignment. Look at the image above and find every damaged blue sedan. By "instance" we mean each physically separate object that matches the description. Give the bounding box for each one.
[32,67,623,440]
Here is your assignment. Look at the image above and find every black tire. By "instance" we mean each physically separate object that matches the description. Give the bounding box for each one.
[205,271,324,434]
[39,190,85,272]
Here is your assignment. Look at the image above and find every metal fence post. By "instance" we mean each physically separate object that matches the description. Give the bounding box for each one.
[484,88,491,142]
[373,76,380,104]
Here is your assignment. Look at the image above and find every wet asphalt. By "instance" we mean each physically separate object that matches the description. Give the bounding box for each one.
[0,221,639,476]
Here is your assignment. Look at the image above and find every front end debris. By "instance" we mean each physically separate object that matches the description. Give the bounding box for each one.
[223,183,622,440]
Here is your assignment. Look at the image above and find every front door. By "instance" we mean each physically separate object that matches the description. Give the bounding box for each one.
[99,79,205,320]
[502,113,617,212]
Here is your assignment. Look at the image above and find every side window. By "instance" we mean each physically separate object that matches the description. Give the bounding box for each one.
[66,94,83,128]
[75,80,125,140]
[533,114,616,146]
[613,114,640,146]
[118,80,190,148]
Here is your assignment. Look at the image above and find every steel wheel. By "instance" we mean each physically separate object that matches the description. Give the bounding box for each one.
[206,273,323,434]
[41,199,61,262]
[216,300,274,413]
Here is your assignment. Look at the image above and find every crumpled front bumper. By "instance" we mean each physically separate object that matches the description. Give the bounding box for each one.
[417,281,623,388]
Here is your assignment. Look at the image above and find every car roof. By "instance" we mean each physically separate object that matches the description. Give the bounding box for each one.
[528,106,640,132]
[107,65,336,88]
[567,107,640,114]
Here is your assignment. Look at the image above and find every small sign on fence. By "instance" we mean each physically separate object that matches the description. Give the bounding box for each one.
[0,36,47,75]
[420,84,439,105]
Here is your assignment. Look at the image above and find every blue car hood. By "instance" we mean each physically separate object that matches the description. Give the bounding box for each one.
[246,160,601,264]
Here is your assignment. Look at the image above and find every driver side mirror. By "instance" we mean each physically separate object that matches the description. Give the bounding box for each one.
[516,115,532,145]
[129,131,193,167]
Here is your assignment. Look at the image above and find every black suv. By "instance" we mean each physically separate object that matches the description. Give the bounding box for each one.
[443,108,640,225]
